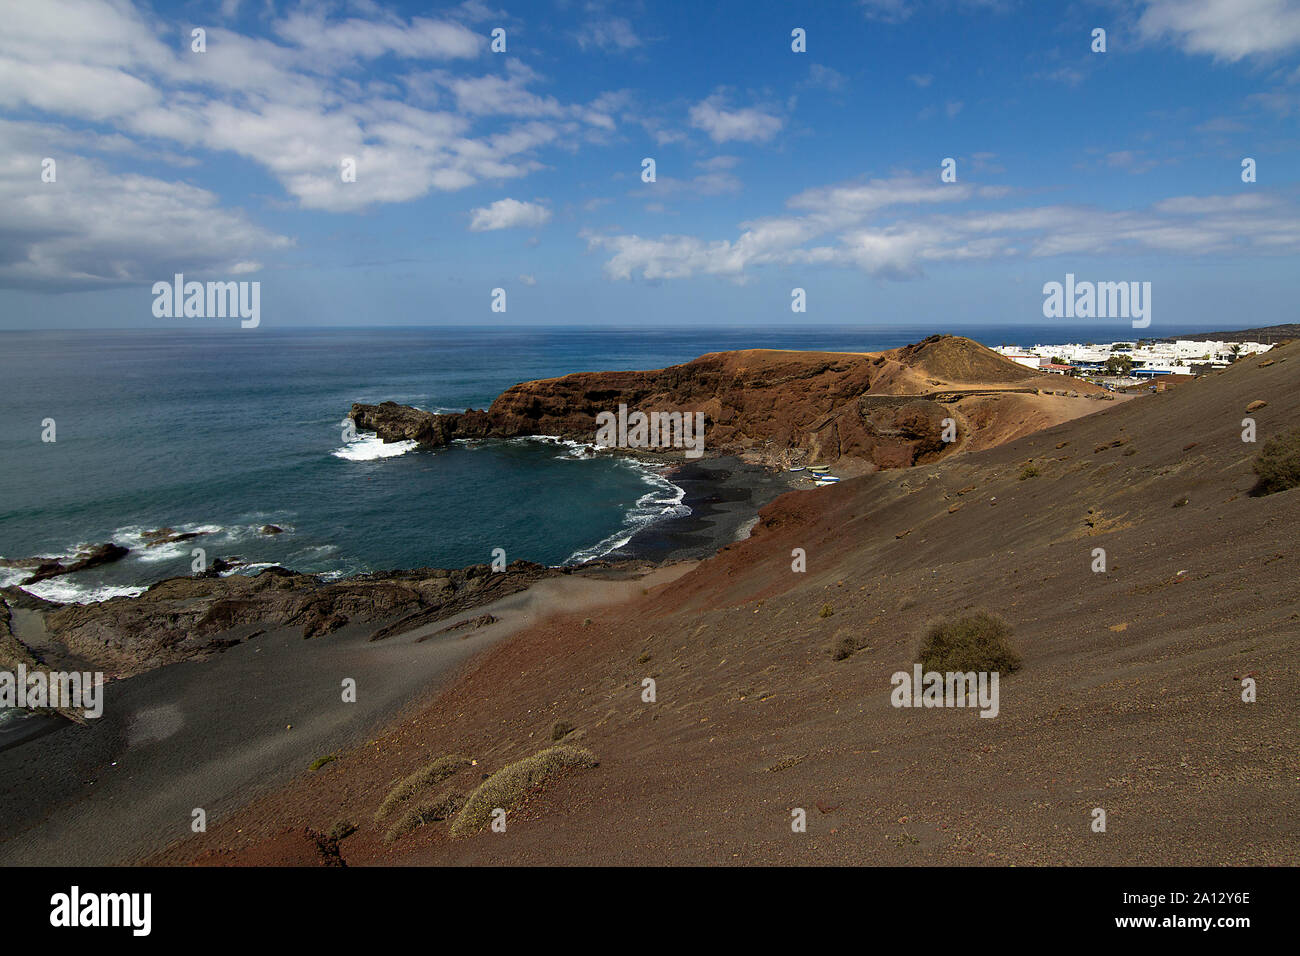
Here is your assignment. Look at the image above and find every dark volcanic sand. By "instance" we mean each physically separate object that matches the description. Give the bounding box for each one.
[614,457,801,563]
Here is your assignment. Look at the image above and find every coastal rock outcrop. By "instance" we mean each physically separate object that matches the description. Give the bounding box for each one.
[4,542,130,586]
[350,335,1103,470]
[5,560,558,678]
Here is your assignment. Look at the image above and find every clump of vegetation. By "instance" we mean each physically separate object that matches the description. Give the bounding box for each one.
[917,611,1022,674]
[385,791,466,843]
[766,754,805,773]
[375,754,472,823]
[818,603,834,618]
[636,651,651,664]
[550,720,576,741]
[1251,427,1300,496]
[328,819,357,841]
[449,745,598,839]
[829,630,871,661]
[1018,464,1040,480]
[309,754,337,772]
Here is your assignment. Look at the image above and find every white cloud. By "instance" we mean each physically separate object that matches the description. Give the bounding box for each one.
[803,64,848,91]
[0,0,619,222]
[586,171,1300,282]
[0,119,291,290]
[575,18,643,51]
[859,0,913,23]
[1138,0,1300,61]
[468,198,552,231]
[688,93,783,144]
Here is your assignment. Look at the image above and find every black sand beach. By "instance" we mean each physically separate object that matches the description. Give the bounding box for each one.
[614,456,803,563]
[0,458,789,865]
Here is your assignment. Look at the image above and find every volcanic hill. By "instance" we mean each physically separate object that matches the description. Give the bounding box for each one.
[351,335,1114,472]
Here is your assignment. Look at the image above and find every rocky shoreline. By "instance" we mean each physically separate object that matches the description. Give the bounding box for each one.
[2,336,1110,721]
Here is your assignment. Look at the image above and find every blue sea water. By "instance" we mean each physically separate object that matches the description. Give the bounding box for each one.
[0,323,1178,603]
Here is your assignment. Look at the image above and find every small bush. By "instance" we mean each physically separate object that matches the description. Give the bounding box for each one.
[818,603,834,618]
[551,720,575,741]
[831,635,857,661]
[1018,464,1040,480]
[375,754,472,823]
[328,819,357,841]
[1251,427,1300,496]
[385,791,465,843]
[917,611,1022,674]
[309,754,337,772]
[449,745,598,839]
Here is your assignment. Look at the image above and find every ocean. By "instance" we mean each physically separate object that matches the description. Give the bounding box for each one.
[0,323,1170,604]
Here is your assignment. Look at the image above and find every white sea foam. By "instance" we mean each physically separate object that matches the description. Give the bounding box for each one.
[219,562,277,577]
[522,434,600,460]
[0,567,29,588]
[333,432,419,461]
[564,466,689,564]
[20,579,147,605]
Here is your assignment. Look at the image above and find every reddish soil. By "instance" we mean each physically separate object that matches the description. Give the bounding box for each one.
[154,342,1299,867]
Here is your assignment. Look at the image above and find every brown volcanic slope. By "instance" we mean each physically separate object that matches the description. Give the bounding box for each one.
[351,335,1114,473]
[164,344,1299,867]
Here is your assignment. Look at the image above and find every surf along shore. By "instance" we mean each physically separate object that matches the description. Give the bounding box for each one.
[0,335,1145,864]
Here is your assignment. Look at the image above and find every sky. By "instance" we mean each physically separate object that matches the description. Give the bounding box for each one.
[0,0,1298,331]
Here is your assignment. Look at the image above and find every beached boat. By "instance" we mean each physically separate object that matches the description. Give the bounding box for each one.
[788,466,805,472]
[809,465,830,474]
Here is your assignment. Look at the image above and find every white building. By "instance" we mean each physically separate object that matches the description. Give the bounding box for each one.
[993,339,1273,375]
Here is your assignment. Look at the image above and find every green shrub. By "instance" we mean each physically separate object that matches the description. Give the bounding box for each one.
[1252,427,1300,496]
[449,745,598,839]
[1018,464,1040,480]
[917,611,1022,674]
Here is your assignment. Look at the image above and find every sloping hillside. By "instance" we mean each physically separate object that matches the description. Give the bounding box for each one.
[166,343,1299,866]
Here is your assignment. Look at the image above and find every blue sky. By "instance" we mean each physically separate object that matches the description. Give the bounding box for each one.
[1,0,1298,331]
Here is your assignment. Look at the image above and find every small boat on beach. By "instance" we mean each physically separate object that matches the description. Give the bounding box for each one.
[788,466,805,472]
[809,465,830,474]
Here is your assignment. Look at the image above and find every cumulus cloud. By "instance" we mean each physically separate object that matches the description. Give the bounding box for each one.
[0,0,619,223]
[468,198,552,231]
[0,119,291,290]
[688,93,784,144]
[1138,0,1300,61]
[586,171,1300,282]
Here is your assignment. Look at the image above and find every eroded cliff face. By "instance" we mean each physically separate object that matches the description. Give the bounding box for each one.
[351,335,1107,471]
